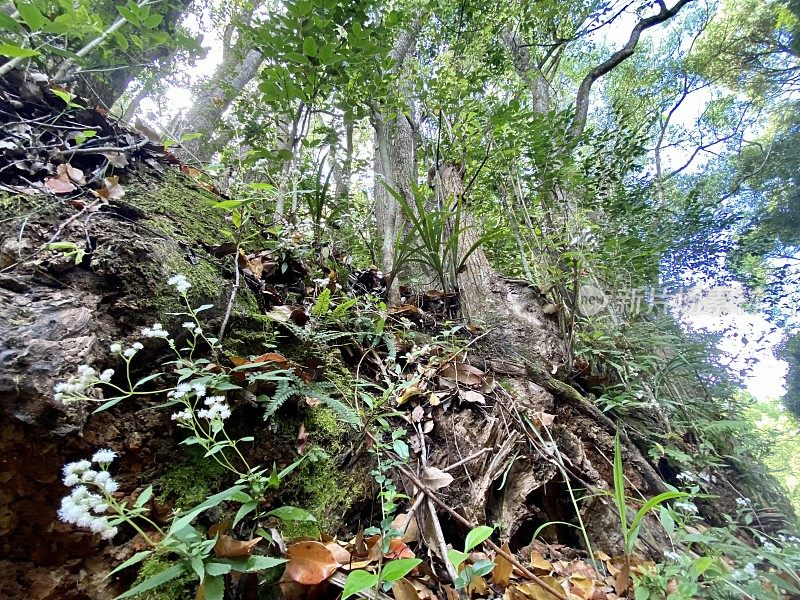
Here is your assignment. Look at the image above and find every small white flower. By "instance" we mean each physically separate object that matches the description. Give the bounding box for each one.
[109,343,122,353]
[63,473,80,486]
[182,321,195,329]
[81,470,97,483]
[744,563,757,577]
[123,348,136,358]
[63,460,91,479]
[168,274,191,294]
[132,342,143,350]
[171,383,192,399]
[192,383,207,398]
[92,449,117,464]
[100,525,118,540]
[171,409,192,422]
[736,497,750,507]
[676,471,695,482]
[99,369,114,383]
[204,395,225,406]
[698,472,711,483]
[54,392,64,402]
[193,327,203,335]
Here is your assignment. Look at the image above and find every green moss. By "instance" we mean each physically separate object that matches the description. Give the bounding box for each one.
[131,556,194,600]
[159,449,227,509]
[281,446,364,540]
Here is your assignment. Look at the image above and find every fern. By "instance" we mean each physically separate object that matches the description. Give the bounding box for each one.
[259,372,304,420]
[331,298,358,320]
[305,382,362,429]
[312,288,331,316]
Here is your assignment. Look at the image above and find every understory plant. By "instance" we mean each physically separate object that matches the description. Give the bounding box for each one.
[54,274,318,598]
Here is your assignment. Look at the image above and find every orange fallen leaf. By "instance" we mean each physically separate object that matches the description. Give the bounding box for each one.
[45,177,76,194]
[530,551,554,572]
[284,540,339,585]
[386,537,415,559]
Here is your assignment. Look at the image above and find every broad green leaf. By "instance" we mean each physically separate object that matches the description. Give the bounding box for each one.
[0,12,21,31]
[143,13,163,28]
[0,43,38,58]
[342,570,378,600]
[447,549,469,569]
[232,501,258,527]
[205,562,232,577]
[380,558,421,583]
[17,2,47,30]
[203,575,225,600]
[114,564,184,599]
[265,506,317,522]
[464,525,494,551]
[117,5,140,26]
[303,36,318,56]
[244,555,287,572]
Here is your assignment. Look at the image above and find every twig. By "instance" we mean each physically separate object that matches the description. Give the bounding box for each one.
[218,251,240,340]
[59,138,150,156]
[393,459,569,600]
[443,447,491,472]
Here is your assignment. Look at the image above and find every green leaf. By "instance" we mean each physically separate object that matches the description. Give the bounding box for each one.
[17,2,47,30]
[0,43,38,58]
[143,13,163,28]
[392,439,409,461]
[471,559,495,578]
[243,555,287,572]
[0,12,21,31]
[447,549,469,569]
[264,506,317,522]
[464,525,493,551]
[135,485,154,508]
[692,556,713,575]
[190,556,205,581]
[203,575,225,600]
[114,564,185,599]
[302,36,317,56]
[117,5,140,26]
[342,570,379,600]
[612,432,628,544]
[232,501,258,528]
[50,88,82,107]
[105,550,152,579]
[205,562,232,577]
[169,485,245,535]
[379,558,421,583]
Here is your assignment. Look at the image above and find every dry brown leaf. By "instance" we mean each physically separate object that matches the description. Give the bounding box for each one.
[391,510,420,543]
[324,541,351,565]
[530,551,554,572]
[392,578,421,600]
[397,384,423,406]
[439,361,485,387]
[429,392,443,406]
[411,580,436,600]
[101,176,125,199]
[492,542,514,588]
[569,575,595,599]
[613,562,631,597]
[284,540,339,585]
[467,575,489,596]
[516,581,563,600]
[214,534,261,558]
[57,163,86,184]
[45,177,76,194]
[421,466,454,491]
[411,405,424,423]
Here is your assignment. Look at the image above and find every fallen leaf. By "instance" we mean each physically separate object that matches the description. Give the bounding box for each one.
[530,551,554,572]
[284,540,339,585]
[215,534,261,558]
[613,562,630,597]
[324,541,351,565]
[421,466,454,491]
[397,384,423,406]
[411,405,424,423]
[296,423,309,455]
[467,575,488,596]
[392,578,421,600]
[459,389,485,404]
[103,152,129,167]
[492,543,513,588]
[439,361,485,387]
[569,575,595,599]
[96,176,124,199]
[57,163,85,184]
[386,537,415,559]
[45,177,75,194]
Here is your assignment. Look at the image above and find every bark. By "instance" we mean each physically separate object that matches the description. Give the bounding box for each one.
[173,48,265,164]
[371,21,423,304]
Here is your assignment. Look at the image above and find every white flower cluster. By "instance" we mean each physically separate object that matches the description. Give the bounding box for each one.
[198,395,231,421]
[141,323,169,339]
[736,497,752,507]
[168,274,191,294]
[58,451,119,540]
[675,471,695,483]
[54,365,114,403]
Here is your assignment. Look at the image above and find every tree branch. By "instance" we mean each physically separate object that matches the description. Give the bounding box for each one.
[569,0,695,140]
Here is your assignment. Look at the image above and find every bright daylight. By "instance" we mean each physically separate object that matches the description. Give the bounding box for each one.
[1,0,800,598]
